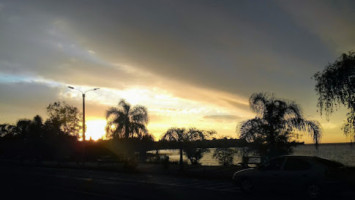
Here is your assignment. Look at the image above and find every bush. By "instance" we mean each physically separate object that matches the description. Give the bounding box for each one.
[213,148,236,166]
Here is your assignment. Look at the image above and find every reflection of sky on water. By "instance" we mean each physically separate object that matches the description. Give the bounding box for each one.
[150,144,355,166]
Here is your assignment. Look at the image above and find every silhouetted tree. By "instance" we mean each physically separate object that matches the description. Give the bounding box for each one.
[106,99,148,139]
[5,115,46,160]
[43,117,63,136]
[161,128,185,168]
[12,115,44,139]
[161,128,212,167]
[239,93,321,158]
[184,147,209,165]
[16,119,32,137]
[138,134,155,161]
[313,52,355,136]
[46,101,81,137]
[213,148,236,166]
[28,115,44,139]
[0,124,17,138]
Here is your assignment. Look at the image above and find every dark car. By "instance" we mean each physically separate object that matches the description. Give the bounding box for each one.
[232,155,346,199]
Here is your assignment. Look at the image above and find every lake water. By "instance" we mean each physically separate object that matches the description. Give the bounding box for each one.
[156,143,355,166]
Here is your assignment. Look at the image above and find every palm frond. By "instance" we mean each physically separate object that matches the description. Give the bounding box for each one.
[303,120,322,147]
[130,122,148,138]
[249,93,269,115]
[284,102,302,119]
[106,107,120,119]
[106,99,149,139]
[130,106,148,124]
[118,99,131,114]
[239,118,265,142]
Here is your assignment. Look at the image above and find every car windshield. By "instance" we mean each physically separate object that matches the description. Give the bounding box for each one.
[284,157,311,170]
[259,157,285,170]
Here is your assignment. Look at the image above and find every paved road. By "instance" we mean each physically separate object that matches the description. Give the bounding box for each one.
[0,164,352,200]
[1,164,242,200]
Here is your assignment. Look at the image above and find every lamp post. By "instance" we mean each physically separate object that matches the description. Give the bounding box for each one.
[68,86,99,141]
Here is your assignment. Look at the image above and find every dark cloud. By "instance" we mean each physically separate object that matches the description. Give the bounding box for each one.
[0,0,336,100]
[0,81,61,123]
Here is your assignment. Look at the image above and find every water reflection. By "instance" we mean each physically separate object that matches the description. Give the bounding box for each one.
[150,144,355,166]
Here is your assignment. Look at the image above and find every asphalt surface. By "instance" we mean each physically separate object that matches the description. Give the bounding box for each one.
[0,163,352,200]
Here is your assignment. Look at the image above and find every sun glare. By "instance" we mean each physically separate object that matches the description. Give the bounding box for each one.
[85,119,107,141]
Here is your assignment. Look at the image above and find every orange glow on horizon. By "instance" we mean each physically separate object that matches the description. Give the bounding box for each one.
[80,116,350,143]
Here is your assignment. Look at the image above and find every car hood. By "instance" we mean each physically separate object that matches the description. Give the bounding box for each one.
[236,168,256,174]
[233,168,257,179]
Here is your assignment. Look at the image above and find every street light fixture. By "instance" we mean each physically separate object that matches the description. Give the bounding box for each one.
[68,86,99,141]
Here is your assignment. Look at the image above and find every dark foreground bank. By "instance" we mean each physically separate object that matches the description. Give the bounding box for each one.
[0,161,354,200]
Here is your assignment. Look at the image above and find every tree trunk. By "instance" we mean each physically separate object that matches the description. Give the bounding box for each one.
[179,147,183,170]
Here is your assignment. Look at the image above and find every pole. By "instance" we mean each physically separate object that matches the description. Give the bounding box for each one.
[68,86,99,141]
[67,86,99,165]
[82,93,86,141]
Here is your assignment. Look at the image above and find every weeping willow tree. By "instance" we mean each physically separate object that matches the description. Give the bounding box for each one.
[238,93,321,158]
[313,52,355,137]
[161,128,213,168]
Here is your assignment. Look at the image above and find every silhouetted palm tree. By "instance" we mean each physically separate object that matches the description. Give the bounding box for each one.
[106,99,148,139]
[239,93,321,157]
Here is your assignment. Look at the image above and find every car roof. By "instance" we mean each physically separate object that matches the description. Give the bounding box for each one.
[271,155,344,167]
[272,155,315,159]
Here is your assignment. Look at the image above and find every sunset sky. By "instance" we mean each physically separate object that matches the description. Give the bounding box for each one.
[1,0,355,143]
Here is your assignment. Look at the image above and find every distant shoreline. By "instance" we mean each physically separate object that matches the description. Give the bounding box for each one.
[302,142,354,145]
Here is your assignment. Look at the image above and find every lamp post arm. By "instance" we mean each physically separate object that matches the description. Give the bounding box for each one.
[84,88,100,94]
